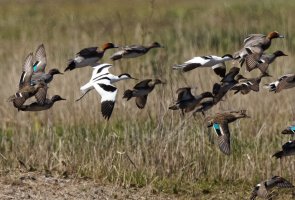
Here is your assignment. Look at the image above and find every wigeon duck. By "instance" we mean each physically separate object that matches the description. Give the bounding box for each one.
[123,79,165,109]
[272,140,295,159]
[169,87,213,114]
[76,63,136,102]
[18,95,66,111]
[110,42,163,61]
[205,110,250,155]
[8,53,47,108]
[264,74,295,93]
[250,176,294,200]
[234,31,284,64]
[65,43,118,71]
[245,50,287,74]
[173,54,233,77]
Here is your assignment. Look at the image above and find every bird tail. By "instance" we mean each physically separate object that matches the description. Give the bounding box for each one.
[123,90,133,100]
[64,59,76,72]
[272,151,284,159]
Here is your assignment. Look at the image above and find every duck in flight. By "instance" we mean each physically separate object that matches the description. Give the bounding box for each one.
[65,43,118,72]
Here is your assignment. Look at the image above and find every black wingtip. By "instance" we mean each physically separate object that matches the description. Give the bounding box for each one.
[101,101,115,120]
[64,60,76,72]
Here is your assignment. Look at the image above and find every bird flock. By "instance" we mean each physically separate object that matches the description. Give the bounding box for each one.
[8,31,295,199]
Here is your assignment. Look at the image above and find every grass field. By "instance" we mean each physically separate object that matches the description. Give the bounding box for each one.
[1,0,295,199]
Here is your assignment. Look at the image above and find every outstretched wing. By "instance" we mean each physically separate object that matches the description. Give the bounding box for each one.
[19,53,34,89]
[93,79,117,120]
[33,44,47,73]
[133,79,152,89]
[212,121,231,155]
[77,47,99,58]
[269,176,294,188]
[135,95,148,109]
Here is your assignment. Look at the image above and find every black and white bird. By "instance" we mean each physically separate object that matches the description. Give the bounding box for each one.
[76,63,136,120]
[250,176,294,200]
[172,54,233,77]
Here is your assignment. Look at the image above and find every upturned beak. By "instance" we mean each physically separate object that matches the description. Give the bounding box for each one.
[58,72,64,75]
[61,98,66,101]
[131,77,138,80]
[283,53,288,56]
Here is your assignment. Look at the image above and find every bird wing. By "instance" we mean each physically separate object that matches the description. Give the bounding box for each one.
[282,140,295,151]
[212,62,226,78]
[91,63,112,78]
[212,121,231,155]
[275,76,295,92]
[221,67,240,82]
[77,47,99,57]
[244,34,266,45]
[176,87,194,102]
[135,95,148,109]
[93,79,117,120]
[33,44,47,73]
[34,85,48,105]
[133,79,152,89]
[269,176,294,188]
[19,53,34,88]
[245,52,262,72]
[124,45,146,53]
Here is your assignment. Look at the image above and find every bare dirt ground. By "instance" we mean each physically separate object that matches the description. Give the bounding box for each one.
[0,171,179,200]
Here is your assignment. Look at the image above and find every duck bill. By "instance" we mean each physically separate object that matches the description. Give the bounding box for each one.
[61,98,66,101]
[279,35,285,38]
[58,72,64,75]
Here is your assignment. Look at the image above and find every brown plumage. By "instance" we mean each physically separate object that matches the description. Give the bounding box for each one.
[250,176,294,199]
[245,50,287,73]
[169,87,213,114]
[234,31,284,65]
[8,53,47,108]
[18,95,66,112]
[123,79,165,109]
[205,110,250,155]
[230,74,269,95]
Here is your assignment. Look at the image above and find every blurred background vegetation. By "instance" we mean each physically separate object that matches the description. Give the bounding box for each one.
[1,0,295,198]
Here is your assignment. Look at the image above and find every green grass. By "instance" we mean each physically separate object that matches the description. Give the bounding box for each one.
[1,0,295,198]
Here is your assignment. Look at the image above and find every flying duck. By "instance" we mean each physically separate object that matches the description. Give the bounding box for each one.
[234,31,284,64]
[273,140,295,159]
[230,74,269,95]
[250,176,294,200]
[264,74,295,93]
[110,42,163,61]
[245,50,287,74]
[172,54,233,77]
[8,53,47,108]
[18,95,66,111]
[205,110,250,155]
[123,79,165,109]
[65,43,118,71]
[76,63,135,120]
[169,87,213,114]
[30,44,63,85]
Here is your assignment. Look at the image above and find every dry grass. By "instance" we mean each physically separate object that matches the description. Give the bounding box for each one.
[1,0,295,198]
